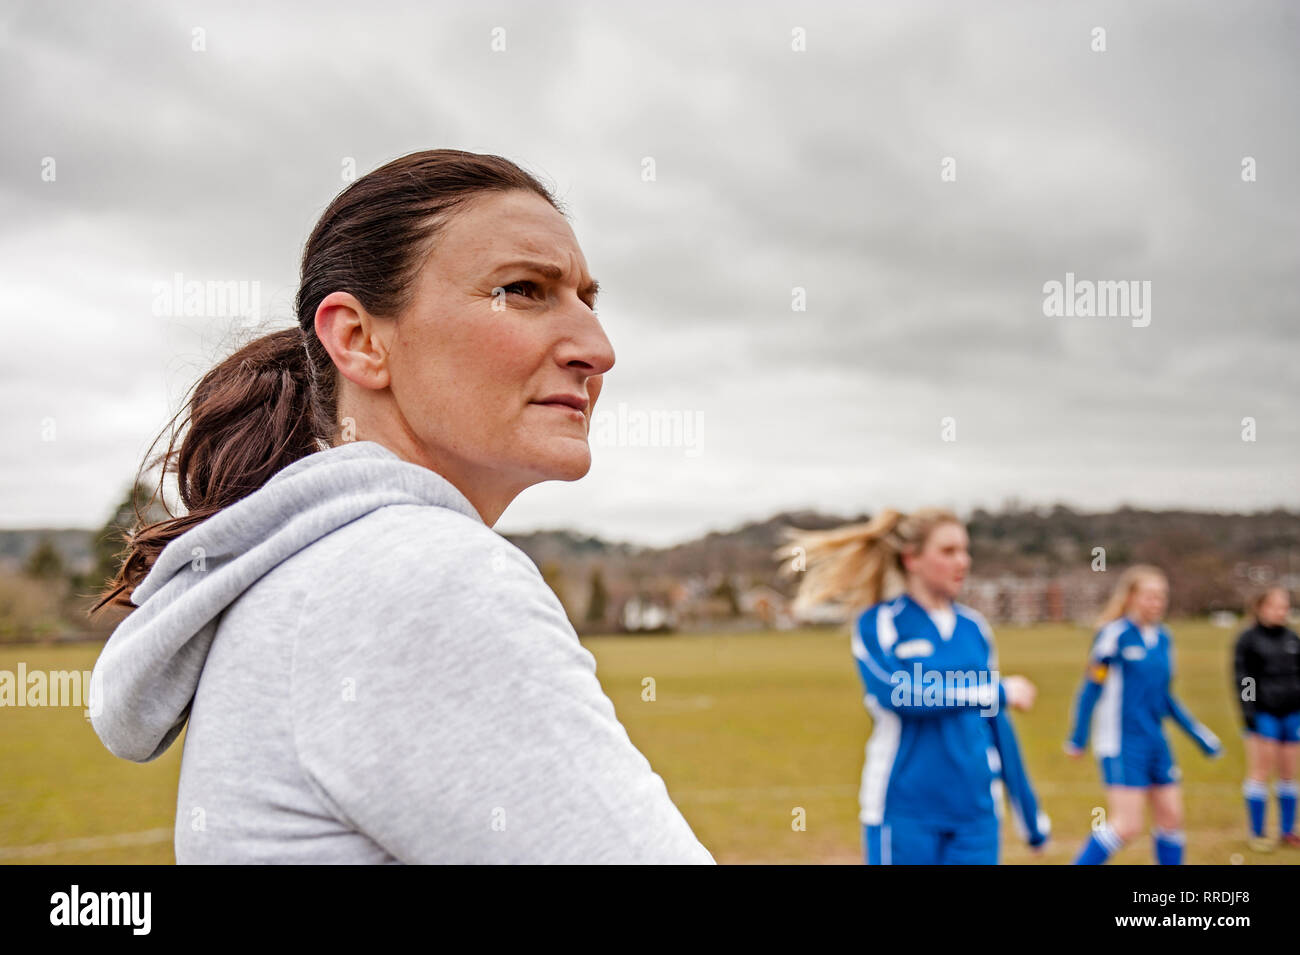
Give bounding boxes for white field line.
[0,781,1255,857]
[0,827,172,860]
[670,781,1250,803]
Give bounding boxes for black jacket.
[1233,622,1300,727]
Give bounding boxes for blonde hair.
[1095,564,1167,628]
[774,507,962,619]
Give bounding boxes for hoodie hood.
[89,440,485,762]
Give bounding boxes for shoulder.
[854,597,906,654]
[955,602,997,667]
[319,504,539,585]
[294,504,565,642]
[954,602,994,643]
[1092,617,1131,658]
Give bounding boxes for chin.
[534,447,592,482]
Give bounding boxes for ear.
[315,291,393,391]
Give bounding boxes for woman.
[1066,565,1221,864]
[1233,586,1300,851]
[88,149,714,864]
[780,508,1050,865]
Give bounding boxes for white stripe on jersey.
[1094,663,1123,758]
[859,694,902,825]
[877,600,901,653]
[1092,618,1128,662]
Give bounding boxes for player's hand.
[1003,675,1036,711]
[1028,825,1050,854]
[1063,742,1084,759]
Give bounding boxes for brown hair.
[775,507,963,619]
[1095,564,1167,628]
[1248,586,1290,621]
[92,149,561,614]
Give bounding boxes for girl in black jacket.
[1233,587,1300,850]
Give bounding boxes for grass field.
[2,619,1295,865]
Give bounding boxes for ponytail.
[775,507,961,619]
[91,326,329,614]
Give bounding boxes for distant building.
[739,585,789,628]
[960,573,1110,626]
[791,600,846,626]
[620,595,675,633]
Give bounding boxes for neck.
[339,409,525,527]
[908,584,952,614]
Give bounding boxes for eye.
[501,281,538,298]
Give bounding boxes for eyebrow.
[491,259,600,306]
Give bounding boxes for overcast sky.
[2,0,1297,547]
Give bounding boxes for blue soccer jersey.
[1068,617,1220,784]
[851,593,1049,850]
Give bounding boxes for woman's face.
[904,521,970,601]
[328,189,615,524]
[1127,576,1168,625]
[1258,589,1291,627]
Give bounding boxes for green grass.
[2,620,1292,864]
[0,643,181,864]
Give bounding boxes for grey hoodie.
[90,439,714,864]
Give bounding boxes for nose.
[555,302,615,380]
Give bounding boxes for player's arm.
[1165,638,1221,757]
[989,705,1050,848]
[851,609,1005,718]
[1166,691,1221,757]
[1066,635,1114,753]
[1233,631,1257,732]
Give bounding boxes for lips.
[532,393,589,414]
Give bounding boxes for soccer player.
[1066,565,1221,864]
[779,507,1050,864]
[1233,586,1300,851]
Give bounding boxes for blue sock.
[1244,779,1268,837]
[1277,779,1298,836]
[1153,828,1184,865]
[1074,823,1123,865]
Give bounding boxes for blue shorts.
[862,814,999,865]
[1251,711,1300,743]
[1100,741,1180,787]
